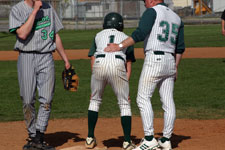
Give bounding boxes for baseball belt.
[153,51,174,56]
[96,54,125,62]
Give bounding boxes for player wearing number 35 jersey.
[105,0,185,150]
[85,12,136,150]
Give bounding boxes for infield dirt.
[0,47,225,150]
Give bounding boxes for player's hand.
[33,0,42,12]
[65,61,71,70]
[104,43,120,52]
[128,96,131,103]
[222,30,225,36]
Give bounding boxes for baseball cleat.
[23,137,35,150]
[122,141,136,150]
[158,137,172,150]
[134,138,158,150]
[32,141,55,150]
[85,137,97,149]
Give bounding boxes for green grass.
[0,24,225,50]
[0,59,225,122]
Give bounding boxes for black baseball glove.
[62,65,79,92]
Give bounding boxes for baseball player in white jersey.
[85,12,136,150]
[9,0,71,150]
[105,0,185,150]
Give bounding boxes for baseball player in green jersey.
[105,0,185,150]
[85,12,136,150]
[9,0,71,150]
[221,9,225,36]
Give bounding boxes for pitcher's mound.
[60,145,108,150]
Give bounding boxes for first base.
[60,145,108,150]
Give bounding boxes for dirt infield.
[0,47,225,150]
[0,47,225,60]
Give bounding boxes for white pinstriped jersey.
[9,1,63,53]
[93,29,130,61]
[144,5,181,53]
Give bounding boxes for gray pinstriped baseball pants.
[17,52,55,137]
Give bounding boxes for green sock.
[145,135,154,141]
[121,116,131,142]
[160,137,170,143]
[88,110,98,138]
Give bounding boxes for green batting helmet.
[103,12,124,31]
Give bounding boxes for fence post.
[84,4,86,30]
[75,0,78,30]
[120,0,123,16]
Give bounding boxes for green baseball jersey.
[9,1,63,53]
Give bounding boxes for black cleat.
[23,137,35,150]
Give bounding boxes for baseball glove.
[62,65,79,92]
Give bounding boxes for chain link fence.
[0,0,224,31]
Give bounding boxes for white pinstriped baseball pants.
[17,52,55,137]
[137,51,176,139]
[88,53,132,117]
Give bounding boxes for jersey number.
[109,35,115,43]
[157,21,179,45]
[41,29,54,40]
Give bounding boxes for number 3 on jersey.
[157,21,179,45]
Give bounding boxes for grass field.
[0,24,225,50]
[0,58,225,122]
[0,24,225,122]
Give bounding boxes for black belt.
[96,54,125,62]
[19,50,53,54]
[153,51,174,56]
[153,51,165,55]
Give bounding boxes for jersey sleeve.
[125,46,136,62]
[53,8,63,33]
[221,10,225,20]
[9,7,24,33]
[131,8,156,43]
[88,38,97,57]
[175,21,185,54]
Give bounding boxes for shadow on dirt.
[103,135,140,148]
[103,133,191,149]
[45,131,85,147]
[156,133,191,149]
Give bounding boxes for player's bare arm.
[175,53,183,81]
[90,56,95,71]
[222,20,225,36]
[126,60,132,81]
[104,37,135,52]
[55,33,71,69]
[16,0,42,40]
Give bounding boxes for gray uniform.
[9,1,63,137]
[88,29,136,116]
